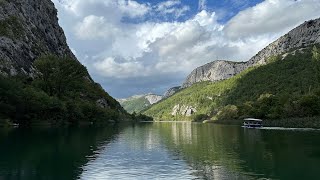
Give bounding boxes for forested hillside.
[0,55,129,126]
[144,45,320,126]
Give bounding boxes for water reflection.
[155,122,320,180]
[0,126,121,180]
[1,123,320,180]
[80,123,196,179]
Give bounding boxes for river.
[0,122,320,179]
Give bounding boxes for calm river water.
[0,122,320,180]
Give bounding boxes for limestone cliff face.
[145,94,163,105]
[163,86,181,98]
[181,18,320,88]
[182,61,247,88]
[247,18,320,66]
[0,0,75,76]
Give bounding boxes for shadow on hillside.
[224,46,318,106]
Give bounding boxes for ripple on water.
[80,129,197,180]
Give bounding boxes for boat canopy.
[244,118,263,122]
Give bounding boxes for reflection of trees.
[155,123,320,180]
[0,126,123,180]
[155,122,255,179]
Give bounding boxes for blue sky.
[52,0,320,98]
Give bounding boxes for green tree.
[34,55,87,97]
[312,46,320,84]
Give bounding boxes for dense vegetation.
[120,96,150,113]
[144,45,320,127]
[0,55,129,127]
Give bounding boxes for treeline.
[0,55,127,127]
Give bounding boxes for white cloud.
[55,0,150,18]
[75,15,119,40]
[52,0,320,97]
[225,0,320,39]
[155,0,190,18]
[156,0,181,10]
[198,0,207,10]
[118,0,150,18]
[93,57,149,78]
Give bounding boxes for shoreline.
[204,117,320,129]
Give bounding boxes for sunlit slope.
[120,96,150,113]
[143,45,320,121]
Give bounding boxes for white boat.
[243,118,263,128]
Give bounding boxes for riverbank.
[204,116,320,128]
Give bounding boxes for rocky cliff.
[182,60,248,88]
[163,86,181,98]
[145,94,163,104]
[0,0,75,76]
[247,18,320,66]
[181,18,320,88]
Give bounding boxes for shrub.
[216,105,239,120]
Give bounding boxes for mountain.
[181,18,320,88]
[118,94,162,113]
[163,86,181,98]
[143,18,320,127]
[0,0,130,126]
[182,61,247,88]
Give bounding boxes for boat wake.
[260,127,320,131]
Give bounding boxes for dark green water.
[0,123,320,180]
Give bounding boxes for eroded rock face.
[0,0,75,76]
[182,60,248,88]
[171,104,197,117]
[247,19,320,66]
[163,86,181,98]
[181,18,320,88]
[145,94,163,104]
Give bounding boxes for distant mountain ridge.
[118,93,163,113]
[178,18,320,88]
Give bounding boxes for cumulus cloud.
[93,57,150,78]
[118,0,150,18]
[225,0,320,39]
[75,15,120,40]
[52,0,320,97]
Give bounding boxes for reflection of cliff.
[0,126,122,180]
[170,122,194,145]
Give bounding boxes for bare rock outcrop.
[0,0,75,76]
[171,104,197,117]
[182,60,248,88]
[145,94,163,105]
[163,86,181,98]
